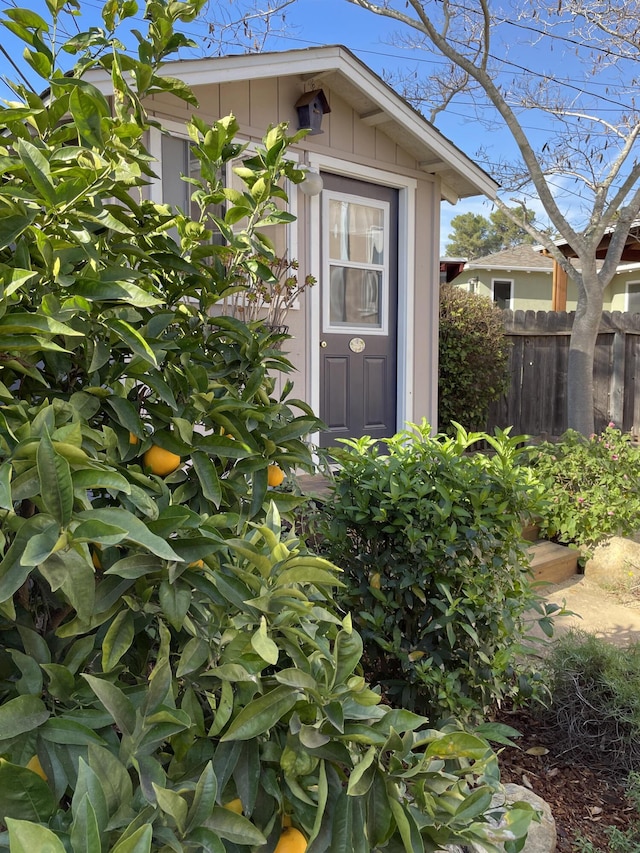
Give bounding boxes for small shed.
[90,45,498,444]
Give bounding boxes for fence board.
[486,310,640,437]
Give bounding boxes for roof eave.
[85,45,498,201]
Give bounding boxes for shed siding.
[147,72,440,431]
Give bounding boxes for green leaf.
[102,610,135,672]
[159,580,191,631]
[75,508,182,561]
[203,807,267,846]
[104,554,164,579]
[191,450,222,507]
[70,794,101,853]
[0,209,37,249]
[332,627,363,688]
[0,461,12,510]
[16,139,55,205]
[20,518,61,566]
[37,430,73,526]
[6,818,66,853]
[221,686,299,742]
[186,762,218,832]
[452,787,494,824]
[366,771,393,849]
[0,313,83,337]
[82,674,136,737]
[346,746,377,796]
[0,759,56,822]
[105,396,145,437]
[40,718,107,747]
[110,824,153,853]
[39,549,96,623]
[176,637,210,677]
[426,732,491,761]
[87,745,133,816]
[389,798,424,853]
[250,616,279,665]
[105,318,157,366]
[72,469,132,495]
[0,695,49,741]
[153,784,189,834]
[0,515,61,601]
[68,85,105,148]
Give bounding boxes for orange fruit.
[129,432,140,445]
[26,755,47,781]
[267,463,285,487]
[189,559,205,569]
[92,548,102,571]
[274,827,307,853]
[223,798,243,814]
[143,445,181,476]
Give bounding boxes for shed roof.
[86,45,498,204]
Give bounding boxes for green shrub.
[526,424,640,554]
[438,285,511,434]
[311,421,554,722]
[0,3,537,851]
[545,631,640,773]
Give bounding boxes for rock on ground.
[583,534,640,587]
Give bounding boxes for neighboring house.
[88,46,497,446]
[449,245,561,310]
[450,239,640,314]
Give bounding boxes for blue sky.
[0,0,631,251]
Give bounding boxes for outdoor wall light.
[299,167,324,197]
[295,89,331,135]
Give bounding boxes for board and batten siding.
[146,75,441,431]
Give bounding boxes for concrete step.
[528,539,580,584]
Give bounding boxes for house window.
[626,281,640,314]
[492,279,512,310]
[323,192,389,334]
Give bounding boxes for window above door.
[323,191,390,335]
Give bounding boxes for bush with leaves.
[310,422,554,722]
[526,424,640,555]
[0,2,537,852]
[438,285,510,434]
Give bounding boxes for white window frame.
[148,123,298,271]
[625,280,640,314]
[322,190,390,336]
[492,278,514,310]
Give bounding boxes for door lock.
[320,340,327,348]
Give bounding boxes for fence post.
[610,327,626,428]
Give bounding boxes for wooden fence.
[486,310,640,438]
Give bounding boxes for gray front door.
[319,174,398,447]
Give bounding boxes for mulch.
[494,705,638,851]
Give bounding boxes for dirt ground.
[508,546,640,851]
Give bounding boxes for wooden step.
[528,539,579,584]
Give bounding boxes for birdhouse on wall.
[295,89,331,135]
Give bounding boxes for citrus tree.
[0,2,535,851]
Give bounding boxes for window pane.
[162,135,189,211]
[629,284,640,313]
[329,266,382,326]
[328,200,384,264]
[493,281,511,310]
